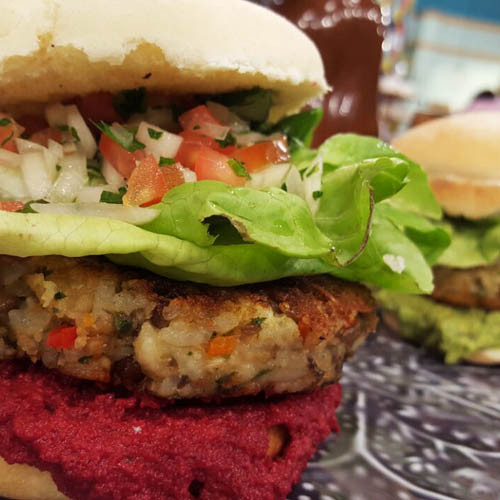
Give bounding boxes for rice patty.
[0,255,376,399]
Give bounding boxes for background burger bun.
[0,457,66,500]
[0,0,328,122]
[392,112,500,219]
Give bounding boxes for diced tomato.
[99,133,146,179]
[214,144,239,156]
[233,137,290,172]
[75,92,121,124]
[178,105,221,132]
[174,130,218,169]
[17,115,48,137]
[161,164,185,194]
[46,326,77,350]
[194,146,246,187]
[0,201,24,212]
[0,115,21,152]
[123,155,183,207]
[29,127,63,147]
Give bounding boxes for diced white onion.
[0,165,29,200]
[235,131,283,147]
[302,155,323,215]
[47,139,64,163]
[285,166,306,200]
[128,107,176,131]
[31,202,159,225]
[42,148,58,183]
[15,138,44,154]
[76,185,116,203]
[47,153,87,203]
[197,122,230,141]
[179,165,197,183]
[62,142,78,154]
[66,104,97,159]
[0,148,21,169]
[102,159,126,188]
[247,163,290,190]
[136,121,183,161]
[206,101,249,133]
[20,152,53,199]
[45,103,67,127]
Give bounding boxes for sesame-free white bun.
[0,457,67,500]
[0,0,327,122]
[392,112,500,219]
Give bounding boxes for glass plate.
[289,329,500,500]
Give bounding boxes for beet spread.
[0,361,341,500]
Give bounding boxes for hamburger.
[377,112,500,364]
[0,0,447,498]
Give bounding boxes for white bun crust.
[466,347,500,365]
[0,457,67,500]
[0,0,327,122]
[392,112,500,219]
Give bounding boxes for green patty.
[375,289,500,363]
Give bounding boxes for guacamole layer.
[375,289,500,363]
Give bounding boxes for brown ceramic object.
[252,0,383,146]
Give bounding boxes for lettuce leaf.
[0,133,448,293]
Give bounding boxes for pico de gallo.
[0,87,324,224]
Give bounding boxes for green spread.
[375,289,500,363]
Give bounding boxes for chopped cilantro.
[57,124,69,132]
[100,186,127,204]
[87,157,106,185]
[214,87,273,123]
[56,164,62,172]
[215,132,236,148]
[0,118,12,127]
[252,368,272,380]
[251,317,266,327]
[312,190,323,200]
[70,127,80,142]
[193,124,201,130]
[78,356,92,364]
[1,131,13,147]
[147,127,163,140]
[216,371,237,386]
[304,165,318,178]
[112,87,147,119]
[54,291,66,300]
[93,121,145,152]
[227,159,251,179]
[16,199,48,213]
[159,156,175,166]
[113,314,134,335]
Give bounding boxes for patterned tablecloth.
[289,330,500,500]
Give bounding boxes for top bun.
[0,0,328,122]
[392,112,500,219]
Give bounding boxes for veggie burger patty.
[0,255,376,399]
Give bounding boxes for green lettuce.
[0,131,449,293]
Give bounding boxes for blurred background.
[253,0,500,143]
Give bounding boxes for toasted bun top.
[392,112,500,219]
[0,0,327,122]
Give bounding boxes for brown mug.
[251,0,383,146]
